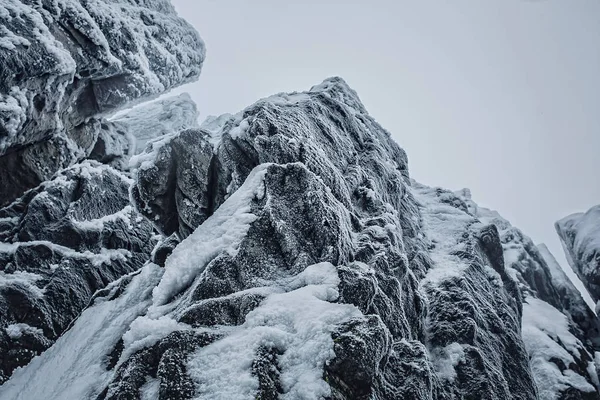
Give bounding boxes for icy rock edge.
[557,205,600,312]
[2,77,599,400]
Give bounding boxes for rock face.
[1,7,599,395]
[0,0,205,206]
[456,192,600,400]
[556,206,600,309]
[0,161,156,384]
[4,77,599,400]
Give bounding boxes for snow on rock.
[131,127,215,238]
[89,93,200,170]
[523,297,597,400]
[557,205,600,307]
[414,183,536,398]
[0,264,164,400]
[118,93,200,155]
[0,160,156,383]
[2,76,599,400]
[187,263,362,400]
[0,0,205,206]
[454,189,600,399]
[118,77,537,399]
[151,164,268,307]
[538,243,600,350]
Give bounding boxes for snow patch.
[140,377,161,400]
[432,342,465,382]
[187,262,362,400]
[522,297,595,399]
[5,323,43,340]
[151,164,269,307]
[121,315,190,361]
[71,205,133,230]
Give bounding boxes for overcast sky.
[171,0,600,303]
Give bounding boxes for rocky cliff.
[1,1,599,399]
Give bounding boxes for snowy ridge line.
[70,205,134,230]
[149,163,270,309]
[412,183,477,285]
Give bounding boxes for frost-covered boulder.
[557,206,600,309]
[0,0,205,206]
[0,161,156,383]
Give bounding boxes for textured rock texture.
[0,0,205,205]
[4,77,599,400]
[557,205,600,309]
[1,10,599,395]
[456,191,600,400]
[0,161,156,384]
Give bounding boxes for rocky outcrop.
[0,0,205,206]
[455,191,600,399]
[6,77,591,400]
[556,206,600,309]
[0,161,156,383]
[1,15,598,394]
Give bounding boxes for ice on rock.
[557,205,600,305]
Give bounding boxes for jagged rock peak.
[131,76,408,239]
[1,73,598,400]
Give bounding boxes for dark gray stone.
[0,0,205,205]
[0,161,156,383]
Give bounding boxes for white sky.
[171,0,600,303]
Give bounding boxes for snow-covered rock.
[557,205,600,309]
[5,76,543,400]
[0,0,205,206]
[1,73,598,400]
[0,161,156,383]
[452,190,600,399]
